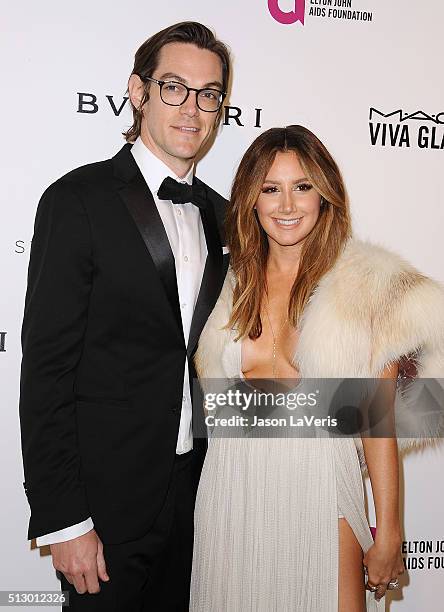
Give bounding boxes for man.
[19,21,230,611]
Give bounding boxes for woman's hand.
[363,534,404,601]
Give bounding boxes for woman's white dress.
[189,271,385,612]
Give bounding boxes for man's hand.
[50,529,109,594]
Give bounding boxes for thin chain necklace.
[264,293,288,380]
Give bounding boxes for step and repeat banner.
[1,1,443,609]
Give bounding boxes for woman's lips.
[272,217,303,228]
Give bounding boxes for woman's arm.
[362,362,401,539]
[361,362,405,601]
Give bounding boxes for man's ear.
[128,74,145,110]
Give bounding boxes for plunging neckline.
[239,340,302,390]
[239,338,301,382]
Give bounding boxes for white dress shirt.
[36,137,207,545]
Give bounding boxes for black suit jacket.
[19,143,228,544]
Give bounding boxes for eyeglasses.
[140,76,226,113]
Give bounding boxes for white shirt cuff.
[35,517,94,546]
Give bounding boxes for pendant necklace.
[264,293,288,380]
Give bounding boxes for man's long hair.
[123,21,231,142]
[226,125,352,340]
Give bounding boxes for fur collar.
[195,238,444,470]
[295,239,444,378]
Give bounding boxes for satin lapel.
[187,182,226,357]
[114,147,183,337]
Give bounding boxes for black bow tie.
[157,176,207,209]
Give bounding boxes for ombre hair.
[226,125,352,340]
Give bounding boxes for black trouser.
[60,449,196,612]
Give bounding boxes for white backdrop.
[1,1,443,609]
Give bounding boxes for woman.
[190,125,444,611]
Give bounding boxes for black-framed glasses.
[140,76,226,113]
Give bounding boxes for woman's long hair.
[226,125,352,340]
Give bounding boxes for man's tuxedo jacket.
[19,143,228,544]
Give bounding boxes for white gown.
[190,273,385,612]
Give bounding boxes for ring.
[387,579,400,590]
[366,583,378,593]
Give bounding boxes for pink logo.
[268,0,306,25]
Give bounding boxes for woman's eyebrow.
[263,177,308,184]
